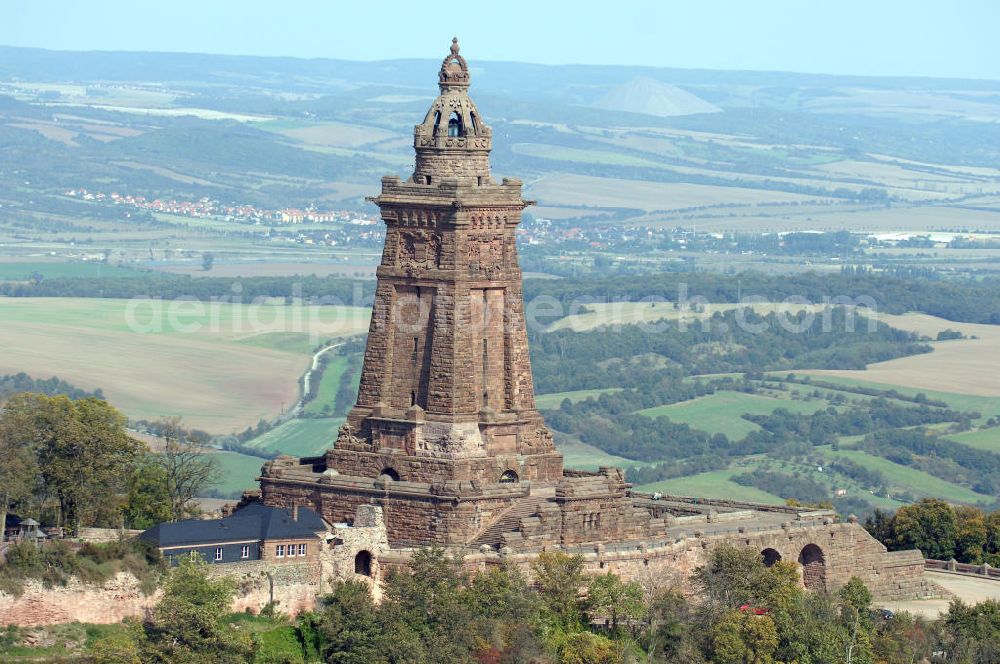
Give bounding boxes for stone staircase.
[470,497,546,548]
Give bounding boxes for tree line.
[859,429,1000,496]
[549,389,971,464]
[524,268,1000,326]
[0,372,103,402]
[530,307,929,395]
[867,498,1000,566]
[0,273,375,305]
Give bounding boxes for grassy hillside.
[240,417,342,458]
[638,390,835,439]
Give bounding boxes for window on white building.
[214,547,223,562]
[241,545,249,559]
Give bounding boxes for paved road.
[294,342,344,414]
[882,571,1000,619]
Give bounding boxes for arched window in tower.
[470,112,479,134]
[432,110,442,135]
[448,112,463,137]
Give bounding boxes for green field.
[303,355,357,417]
[634,470,786,505]
[535,387,623,410]
[241,417,343,457]
[552,431,635,470]
[784,374,1000,425]
[638,390,835,439]
[945,427,1000,452]
[236,331,320,355]
[213,450,266,498]
[513,143,670,169]
[822,448,994,505]
[0,261,148,279]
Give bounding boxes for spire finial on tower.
[439,37,470,91]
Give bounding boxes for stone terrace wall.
[386,520,935,602]
[0,573,160,627]
[0,560,321,627]
[224,560,320,616]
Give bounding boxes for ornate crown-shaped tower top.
[411,38,493,186]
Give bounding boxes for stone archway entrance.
[355,550,373,577]
[798,543,826,591]
[761,548,782,568]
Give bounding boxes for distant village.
[61,189,998,258]
[64,188,379,226]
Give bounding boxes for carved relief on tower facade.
[467,233,505,277]
[395,229,442,272]
[520,427,554,455]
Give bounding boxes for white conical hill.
[591,77,721,117]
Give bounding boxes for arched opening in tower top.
[448,112,463,137]
[432,110,442,135]
[470,112,479,134]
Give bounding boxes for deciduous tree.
[0,393,42,537]
[153,417,219,521]
[586,571,645,633]
[143,555,255,663]
[890,498,957,560]
[14,394,142,533]
[531,550,588,631]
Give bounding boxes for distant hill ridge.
[591,76,721,117]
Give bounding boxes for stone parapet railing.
[926,558,1000,580]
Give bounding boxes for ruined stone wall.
[0,560,321,627]
[0,573,160,627]
[0,508,393,628]
[223,560,320,616]
[488,520,934,601]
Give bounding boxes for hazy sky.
[3,0,998,80]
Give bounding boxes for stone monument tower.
[333,37,562,485]
[261,39,563,545]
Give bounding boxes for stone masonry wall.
[0,561,321,628]
[0,573,160,627]
[494,520,934,601]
